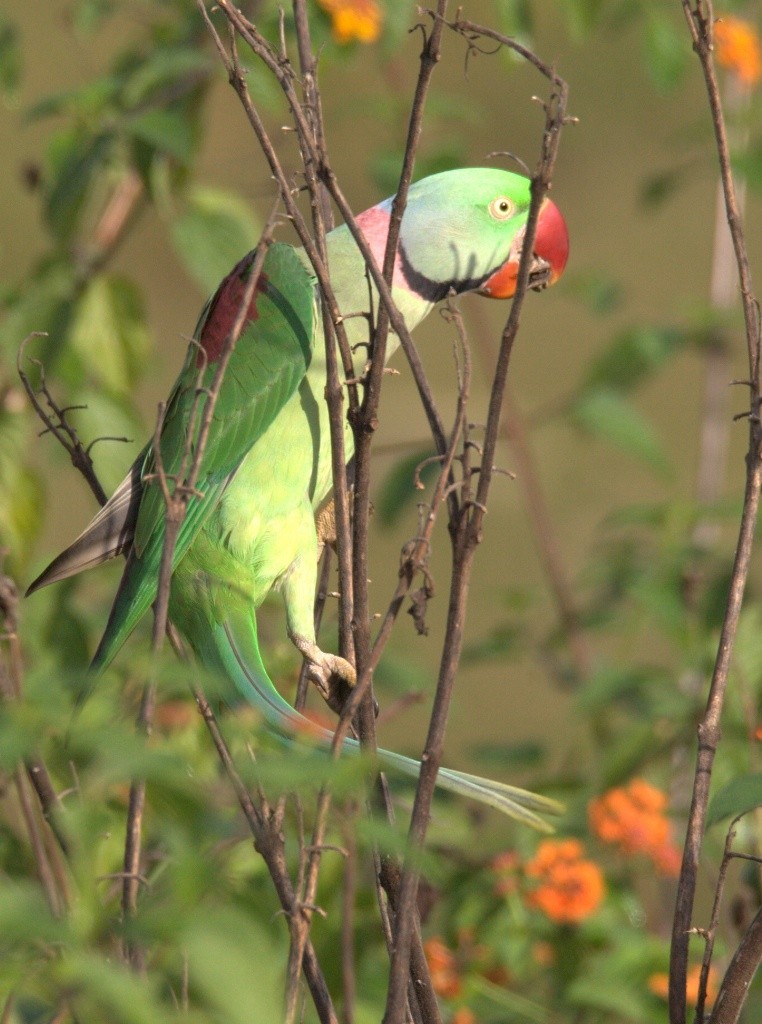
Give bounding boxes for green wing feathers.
[92,243,316,670]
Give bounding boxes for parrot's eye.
[489,197,515,221]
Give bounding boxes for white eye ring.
[489,197,515,220]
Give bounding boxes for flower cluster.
[588,778,681,877]
[524,839,606,924]
[714,14,762,87]
[648,964,718,1008]
[492,840,606,925]
[315,0,382,44]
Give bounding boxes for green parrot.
[28,168,569,827]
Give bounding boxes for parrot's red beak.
[479,198,569,299]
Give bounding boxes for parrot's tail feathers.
[379,749,562,831]
[27,461,142,596]
[216,613,561,829]
[221,619,308,734]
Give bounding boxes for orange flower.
[424,937,462,999]
[316,0,382,44]
[524,839,605,924]
[648,964,718,1007]
[589,779,681,877]
[714,15,762,87]
[451,1011,476,1024]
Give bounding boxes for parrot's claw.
[291,635,356,715]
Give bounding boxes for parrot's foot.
[291,634,356,715]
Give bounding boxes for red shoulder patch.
[196,251,267,367]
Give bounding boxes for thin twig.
[120,681,156,970]
[382,21,569,1018]
[18,336,110,506]
[340,805,358,1024]
[708,905,762,1024]
[0,574,70,910]
[192,685,339,1024]
[350,0,451,701]
[670,6,762,1023]
[696,815,743,1020]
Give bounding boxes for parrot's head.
[392,167,568,303]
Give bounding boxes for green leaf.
[44,131,115,242]
[57,951,174,1024]
[469,741,545,771]
[569,388,670,473]
[583,325,685,393]
[0,466,45,568]
[122,47,212,108]
[564,0,608,40]
[643,10,688,90]
[171,186,261,293]
[68,274,150,394]
[463,622,523,662]
[470,975,548,1022]
[0,14,21,101]
[641,166,689,207]
[497,0,534,39]
[26,75,124,122]
[71,0,115,36]
[733,138,762,195]
[0,258,79,368]
[707,773,762,828]
[127,108,196,164]
[183,907,283,1024]
[599,722,665,787]
[374,650,429,695]
[732,606,762,688]
[578,665,667,713]
[565,268,624,314]
[376,448,437,528]
[567,974,658,1022]
[0,882,63,946]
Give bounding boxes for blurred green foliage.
[2,1,762,1023]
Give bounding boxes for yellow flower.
[715,14,762,87]
[316,0,383,44]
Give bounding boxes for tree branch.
[670,6,762,1023]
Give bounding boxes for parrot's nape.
[28,168,569,829]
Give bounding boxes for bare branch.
[708,906,762,1024]
[381,22,570,1018]
[18,335,110,506]
[192,685,339,1024]
[670,6,762,1022]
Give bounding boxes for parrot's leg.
[290,633,357,708]
[281,504,356,714]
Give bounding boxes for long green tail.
[204,609,562,831]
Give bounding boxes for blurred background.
[4,0,758,764]
[1,2,762,1020]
